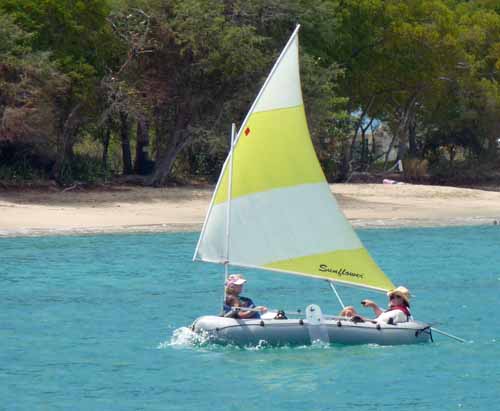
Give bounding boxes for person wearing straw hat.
[222,274,267,319]
[340,286,413,324]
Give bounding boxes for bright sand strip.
[0,184,499,237]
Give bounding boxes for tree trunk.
[101,126,111,171]
[360,129,367,167]
[383,125,398,171]
[52,103,82,184]
[487,134,499,160]
[371,123,377,157]
[148,130,192,187]
[349,95,375,165]
[360,118,373,168]
[119,111,133,175]
[396,95,417,161]
[449,145,456,166]
[134,118,150,175]
[147,101,193,186]
[408,115,417,157]
[337,136,351,181]
[397,136,408,161]
[148,129,193,186]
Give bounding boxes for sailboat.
[191,25,432,346]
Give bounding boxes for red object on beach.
[245,127,251,136]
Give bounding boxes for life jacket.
[221,296,260,319]
[386,305,411,320]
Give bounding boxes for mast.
[222,123,236,300]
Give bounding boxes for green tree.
[1,0,121,182]
[0,12,68,154]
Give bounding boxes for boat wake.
[159,326,211,349]
[159,326,272,350]
[160,326,358,351]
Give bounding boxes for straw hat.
[387,286,411,305]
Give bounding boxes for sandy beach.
[1,183,499,237]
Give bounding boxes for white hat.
[225,274,247,287]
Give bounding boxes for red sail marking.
[244,127,251,136]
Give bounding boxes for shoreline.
[1,184,499,238]
[0,217,498,239]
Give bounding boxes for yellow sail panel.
[264,248,395,291]
[214,105,325,205]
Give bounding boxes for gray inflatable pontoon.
[192,306,432,346]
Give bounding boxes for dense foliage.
[1,0,499,185]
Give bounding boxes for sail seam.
[252,103,303,115]
[215,180,328,204]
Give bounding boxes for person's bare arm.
[234,306,268,319]
[236,310,253,319]
[361,300,384,317]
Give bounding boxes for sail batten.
[194,26,394,292]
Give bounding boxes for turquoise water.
[1,226,499,411]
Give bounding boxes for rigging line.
[328,281,345,309]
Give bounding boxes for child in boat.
[222,274,267,319]
[340,286,413,324]
[223,294,244,318]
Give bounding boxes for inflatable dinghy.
[192,305,432,346]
